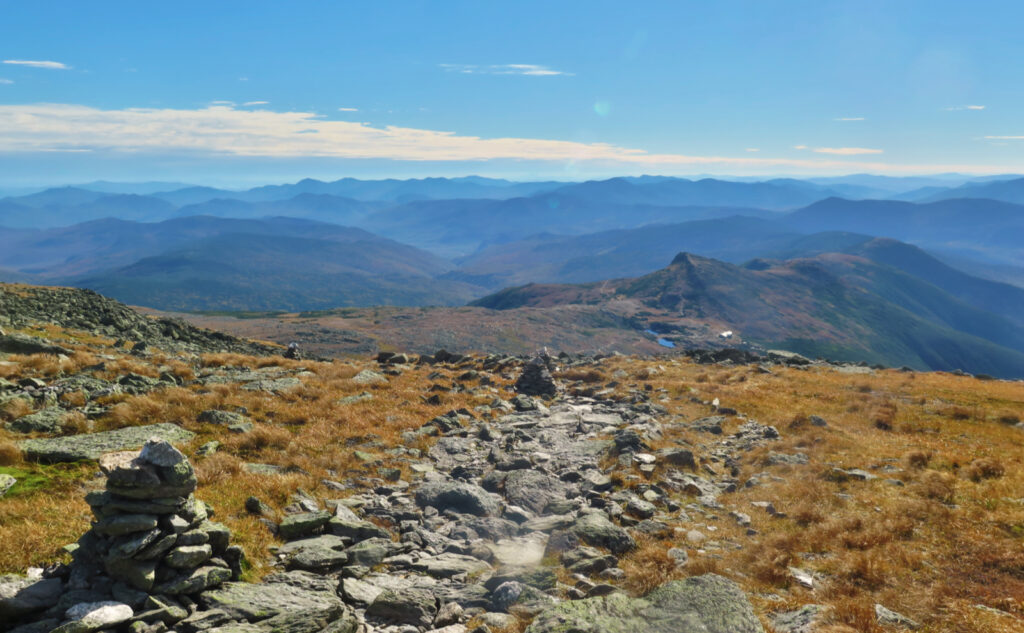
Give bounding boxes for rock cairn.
[71,439,242,600]
[513,356,558,397]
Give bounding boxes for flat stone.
[0,575,63,619]
[488,534,548,567]
[411,553,492,578]
[200,572,344,622]
[366,588,437,627]
[18,423,195,463]
[352,370,388,386]
[156,566,231,595]
[525,574,764,633]
[197,410,249,426]
[53,601,133,633]
[6,407,68,433]
[277,535,349,572]
[415,481,501,517]
[164,544,213,569]
[278,511,332,541]
[93,514,160,537]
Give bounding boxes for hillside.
[0,285,1021,633]
[783,198,1024,266]
[77,231,481,311]
[472,252,1024,378]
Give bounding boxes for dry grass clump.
[619,537,686,594]
[0,440,22,466]
[0,398,33,422]
[995,411,1020,425]
[558,367,605,383]
[912,469,957,503]
[872,400,898,430]
[904,450,931,469]
[964,458,1004,482]
[943,405,973,420]
[59,411,93,436]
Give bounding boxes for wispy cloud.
[812,147,883,155]
[945,105,986,111]
[338,107,358,112]
[834,117,865,121]
[243,101,268,106]
[211,100,235,106]
[440,63,573,76]
[0,79,12,85]
[3,59,70,70]
[744,148,759,152]
[793,145,882,155]
[984,135,1024,140]
[0,103,1004,173]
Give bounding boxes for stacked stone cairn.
[69,439,242,622]
[513,355,559,398]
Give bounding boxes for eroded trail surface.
[244,392,776,633]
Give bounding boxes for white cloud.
[984,135,1024,140]
[834,117,865,121]
[0,102,1006,173]
[945,105,986,111]
[812,147,883,155]
[793,145,809,150]
[3,59,70,70]
[440,63,573,76]
[745,148,759,152]
[211,100,235,106]
[243,101,269,106]
[338,107,358,112]
[0,79,12,85]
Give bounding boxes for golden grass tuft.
[0,441,22,466]
[965,458,1004,482]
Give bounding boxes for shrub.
[904,450,931,470]
[965,458,1004,482]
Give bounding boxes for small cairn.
[514,355,559,397]
[70,439,243,601]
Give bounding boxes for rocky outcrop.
[0,284,277,356]
[525,574,764,633]
[18,423,195,463]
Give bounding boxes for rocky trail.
[0,347,804,633]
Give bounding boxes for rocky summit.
[1,284,1022,633]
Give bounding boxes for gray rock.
[345,537,391,568]
[201,572,343,622]
[366,588,437,627]
[156,566,231,595]
[0,575,63,619]
[93,514,160,537]
[352,370,388,386]
[6,407,68,433]
[241,377,302,393]
[164,544,213,569]
[415,481,501,517]
[197,410,250,426]
[571,511,636,554]
[278,511,332,541]
[54,601,134,633]
[0,473,16,497]
[411,553,492,578]
[277,535,349,572]
[514,357,558,397]
[503,470,569,515]
[875,604,920,629]
[19,423,195,463]
[772,604,828,633]
[525,574,764,633]
[0,333,70,356]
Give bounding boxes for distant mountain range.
[2,173,1023,374]
[472,252,1024,378]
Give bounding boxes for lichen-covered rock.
[415,480,501,517]
[0,575,63,620]
[525,574,764,633]
[18,423,195,463]
[6,407,69,433]
[570,511,636,554]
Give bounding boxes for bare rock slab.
[18,423,195,463]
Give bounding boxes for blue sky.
[1,0,1022,186]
